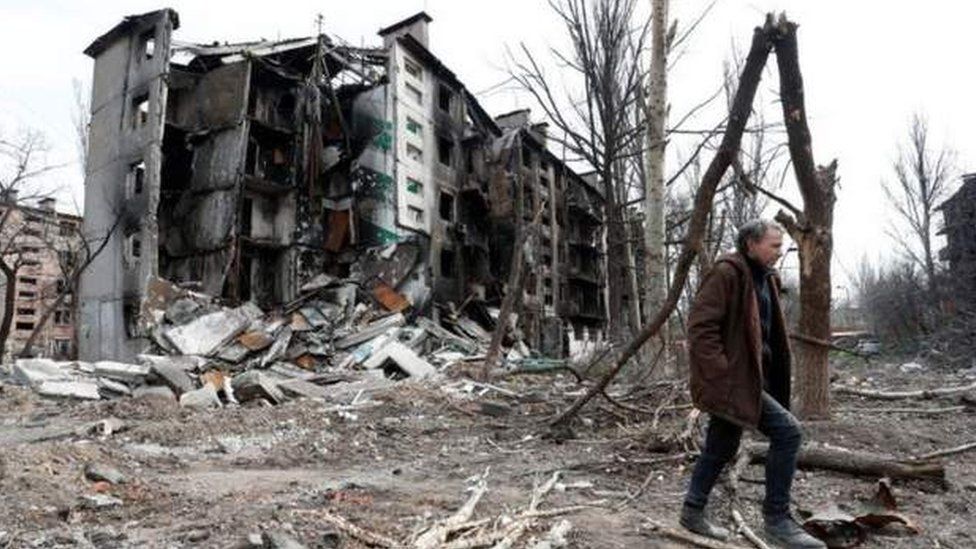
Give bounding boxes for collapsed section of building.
[79,9,609,361]
[939,172,976,308]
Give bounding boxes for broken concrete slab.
[217,343,251,363]
[165,297,203,325]
[150,362,196,395]
[298,306,330,329]
[260,327,292,367]
[278,379,330,400]
[416,318,480,354]
[12,359,73,386]
[179,384,222,409]
[92,361,151,382]
[137,354,206,372]
[164,308,250,356]
[269,362,318,381]
[85,463,127,484]
[133,385,178,403]
[363,341,436,379]
[334,313,405,349]
[97,377,132,396]
[300,273,336,293]
[232,371,285,404]
[37,380,101,400]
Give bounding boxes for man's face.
[747,229,783,268]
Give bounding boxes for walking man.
[679,219,825,548]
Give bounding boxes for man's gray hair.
[735,218,784,254]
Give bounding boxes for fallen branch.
[788,332,870,359]
[642,518,752,549]
[745,442,945,482]
[909,441,976,462]
[726,448,771,549]
[838,405,967,415]
[414,472,489,548]
[732,509,772,549]
[833,382,976,401]
[318,511,401,548]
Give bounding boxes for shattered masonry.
[79,9,609,361]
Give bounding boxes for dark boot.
[679,504,731,541]
[763,514,826,548]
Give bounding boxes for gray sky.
[2,0,973,289]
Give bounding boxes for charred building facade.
[939,172,976,307]
[79,9,607,361]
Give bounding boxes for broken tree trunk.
[549,18,775,429]
[833,381,976,400]
[770,16,837,420]
[745,443,945,482]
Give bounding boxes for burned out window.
[128,161,145,197]
[437,83,453,112]
[407,206,424,224]
[53,339,71,357]
[406,143,423,163]
[123,301,139,338]
[437,136,453,166]
[142,30,155,59]
[241,198,253,237]
[439,191,454,222]
[132,94,149,130]
[18,277,37,286]
[59,221,75,237]
[15,322,34,331]
[440,248,456,278]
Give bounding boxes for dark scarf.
[745,255,773,383]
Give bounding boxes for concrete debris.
[232,371,285,405]
[97,377,132,396]
[179,383,222,409]
[12,358,74,386]
[363,341,436,379]
[164,308,251,356]
[133,385,178,403]
[262,531,308,549]
[81,494,123,510]
[150,361,196,395]
[37,380,101,400]
[91,361,151,382]
[85,463,127,485]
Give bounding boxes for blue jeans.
[683,392,802,518]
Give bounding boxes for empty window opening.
[18,277,37,286]
[406,143,424,163]
[123,301,139,338]
[405,83,423,105]
[129,161,145,197]
[18,291,36,299]
[55,309,71,325]
[404,58,423,80]
[127,235,142,262]
[23,228,42,238]
[15,322,34,331]
[440,248,456,278]
[142,31,155,59]
[439,191,454,222]
[276,93,296,120]
[406,177,423,195]
[16,308,35,316]
[241,198,253,237]
[437,83,453,112]
[407,206,424,224]
[132,94,150,130]
[59,222,75,236]
[53,339,71,357]
[521,144,532,168]
[437,136,453,166]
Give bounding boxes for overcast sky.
[1,0,973,289]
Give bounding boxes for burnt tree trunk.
[550,19,775,428]
[771,17,837,420]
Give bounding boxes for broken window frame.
[127,160,146,198]
[403,57,423,81]
[141,30,155,60]
[406,116,423,135]
[407,205,425,225]
[437,135,453,167]
[437,83,453,113]
[406,143,424,164]
[439,191,454,222]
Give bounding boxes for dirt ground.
[1,355,974,548]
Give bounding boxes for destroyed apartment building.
[78,9,609,362]
[939,172,976,307]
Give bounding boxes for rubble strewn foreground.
[7,274,525,407]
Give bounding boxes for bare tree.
[0,130,65,359]
[883,113,954,300]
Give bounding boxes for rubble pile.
[4,275,512,406]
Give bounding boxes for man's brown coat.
[687,252,792,428]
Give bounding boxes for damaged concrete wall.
[80,9,177,361]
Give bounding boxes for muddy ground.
[1,355,974,548]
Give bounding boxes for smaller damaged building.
[939,172,976,307]
[78,9,608,361]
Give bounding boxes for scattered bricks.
[232,371,285,405]
[238,330,275,352]
[179,384,222,409]
[200,370,227,389]
[150,362,195,395]
[84,463,126,485]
